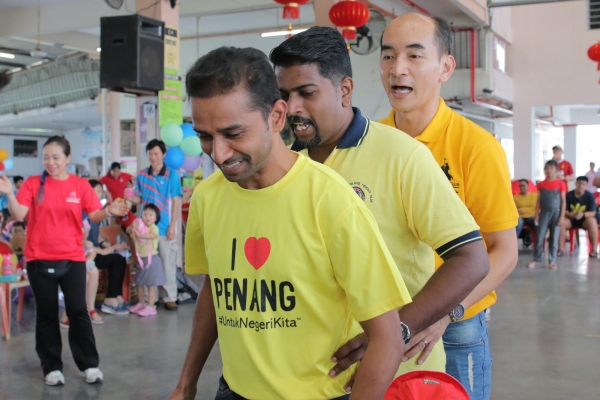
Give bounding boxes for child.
[528,159,567,269]
[10,221,26,258]
[128,204,165,317]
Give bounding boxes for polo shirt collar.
[148,164,167,177]
[385,98,451,143]
[291,107,369,151]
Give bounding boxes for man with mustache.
[378,14,518,399]
[270,26,489,387]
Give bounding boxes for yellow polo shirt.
[380,98,518,320]
[294,108,481,374]
[186,154,411,399]
[514,192,537,219]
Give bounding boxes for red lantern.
[274,0,310,20]
[329,0,370,41]
[588,42,600,71]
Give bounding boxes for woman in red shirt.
[0,136,128,386]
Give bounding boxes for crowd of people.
[11,11,592,400]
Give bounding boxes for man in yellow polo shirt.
[514,179,537,238]
[169,47,411,400]
[271,26,489,386]
[379,13,518,400]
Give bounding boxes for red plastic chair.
[568,228,591,254]
[385,371,469,400]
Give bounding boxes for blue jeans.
[443,310,491,400]
[215,376,350,400]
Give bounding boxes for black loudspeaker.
[100,14,165,94]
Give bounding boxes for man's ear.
[270,99,288,133]
[440,54,456,83]
[339,77,354,108]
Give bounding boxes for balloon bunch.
[160,123,203,172]
[0,149,14,172]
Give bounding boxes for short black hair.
[185,47,280,121]
[577,176,588,183]
[552,145,562,151]
[88,179,102,189]
[146,139,166,155]
[432,16,452,57]
[11,221,25,230]
[545,159,559,169]
[13,176,23,184]
[270,26,352,86]
[518,179,529,185]
[143,203,161,224]
[110,162,121,170]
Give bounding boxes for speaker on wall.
[100,14,165,94]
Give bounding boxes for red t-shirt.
[558,160,574,181]
[17,175,102,262]
[537,179,567,192]
[99,172,132,201]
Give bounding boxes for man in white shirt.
[586,162,597,192]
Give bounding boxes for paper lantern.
[160,123,183,147]
[181,122,196,138]
[329,0,370,41]
[274,0,310,19]
[180,136,202,156]
[0,149,8,162]
[588,42,600,71]
[164,147,185,170]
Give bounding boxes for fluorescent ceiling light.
[30,60,44,67]
[96,47,101,52]
[0,52,15,59]
[7,67,22,74]
[261,29,307,38]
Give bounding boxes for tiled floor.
[1,241,600,399]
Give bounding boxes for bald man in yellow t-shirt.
[378,14,518,400]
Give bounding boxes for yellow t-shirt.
[514,192,537,219]
[294,108,481,374]
[380,99,519,320]
[185,154,411,400]
[134,224,158,257]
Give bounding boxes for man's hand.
[535,215,539,225]
[167,225,176,241]
[575,212,584,220]
[167,385,196,400]
[402,316,451,365]
[330,332,368,379]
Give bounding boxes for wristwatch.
[400,322,410,344]
[449,304,465,323]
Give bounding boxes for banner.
[158,68,183,128]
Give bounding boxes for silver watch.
[401,321,410,344]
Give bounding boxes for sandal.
[89,309,105,325]
[548,262,557,269]
[556,250,564,257]
[590,252,598,258]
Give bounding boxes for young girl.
[128,203,165,317]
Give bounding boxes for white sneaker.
[45,370,65,386]
[79,367,103,384]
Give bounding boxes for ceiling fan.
[30,0,65,60]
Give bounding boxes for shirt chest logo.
[66,191,80,204]
[441,158,460,194]
[244,237,271,270]
[350,181,373,203]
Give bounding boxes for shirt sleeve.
[80,180,102,215]
[134,173,143,197]
[464,139,519,232]
[400,144,482,255]
[587,194,597,212]
[170,169,183,198]
[16,177,36,208]
[566,162,574,176]
[560,181,568,192]
[184,189,208,275]
[123,173,133,182]
[327,203,412,322]
[99,176,108,185]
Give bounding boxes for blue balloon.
[164,147,184,170]
[181,123,196,139]
[3,159,13,170]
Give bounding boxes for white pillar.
[513,102,537,180]
[563,125,577,175]
[109,91,120,163]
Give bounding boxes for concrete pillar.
[109,91,120,163]
[513,102,537,180]
[563,125,577,175]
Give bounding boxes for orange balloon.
[0,150,7,162]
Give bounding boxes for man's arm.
[167,196,180,241]
[348,310,403,400]
[168,276,218,400]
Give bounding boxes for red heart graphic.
[244,237,271,270]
